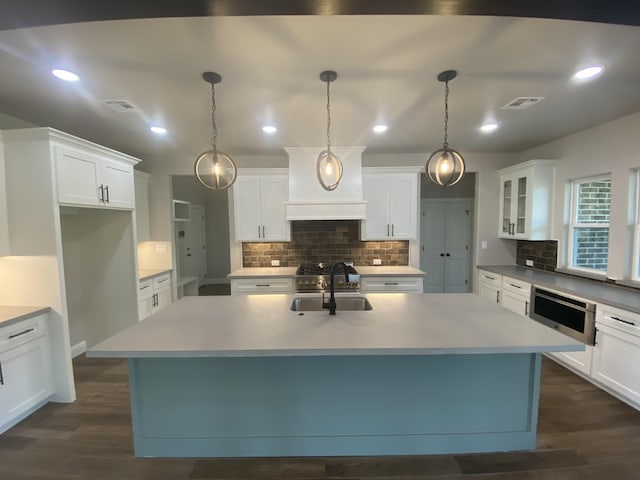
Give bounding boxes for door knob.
[440,253,445,257]
[446,253,450,257]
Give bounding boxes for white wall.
[521,110,640,280]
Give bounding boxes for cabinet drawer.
[478,270,502,288]
[153,273,171,290]
[231,278,294,295]
[0,314,47,354]
[502,276,531,298]
[360,276,423,293]
[138,279,153,297]
[597,305,640,339]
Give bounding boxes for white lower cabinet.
[231,278,294,295]
[360,276,423,293]
[0,314,54,432]
[477,269,502,304]
[591,304,640,408]
[138,273,172,320]
[546,348,594,377]
[500,276,531,316]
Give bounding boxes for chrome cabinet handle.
[387,224,390,236]
[262,225,265,238]
[258,225,261,238]
[8,328,35,339]
[496,291,500,303]
[392,224,394,236]
[611,316,635,326]
[256,284,271,287]
[98,185,105,202]
[105,185,110,203]
[384,282,399,286]
[509,283,521,289]
[484,275,495,280]
[525,301,529,316]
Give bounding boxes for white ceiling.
[0,15,639,161]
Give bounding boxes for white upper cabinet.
[233,169,290,242]
[361,168,419,240]
[55,144,135,209]
[497,160,556,240]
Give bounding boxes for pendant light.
[426,70,466,187]
[194,71,237,190]
[317,70,343,191]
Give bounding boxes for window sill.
[615,279,640,290]
[555,267,609,282]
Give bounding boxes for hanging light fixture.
[194,71,237,190]
[426,70,466,187]
[317,70,343,191]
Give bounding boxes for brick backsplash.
[242,220,409,267]
[516,240,558,271]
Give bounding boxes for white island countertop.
[88,293,582,358]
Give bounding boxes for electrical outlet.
[271,260,280,267]
[525,259,534,267]
[481,241,488,249]
[373,259,382,265]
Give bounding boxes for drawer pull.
[256,284,271,287]
[484,275,495,280]
[508,283,521,289]
[8,328,35,339]
[384,282,399,286]
[140,285,150,290]
[611,316,635,326]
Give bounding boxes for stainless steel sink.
[290,296,373,312]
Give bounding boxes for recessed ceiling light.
[573,65,604,80]
[480,122,500,133]
[52,69,79,82]
[150,126,167,135]
[373,124,388,134]
[262,125,277,134]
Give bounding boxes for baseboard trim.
[71,340,87,358]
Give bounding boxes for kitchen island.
[88,293,583,458]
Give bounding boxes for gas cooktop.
[294,263,359,293]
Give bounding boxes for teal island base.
[128,353,542,457]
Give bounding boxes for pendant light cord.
[326,79,332,153]
[210,82,218,156]
[443,80,449,149]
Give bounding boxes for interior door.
[184,204,207,284]
[420,199,472,293]
[421,200,446,293]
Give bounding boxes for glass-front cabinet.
[498,160,556,240]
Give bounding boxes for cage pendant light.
[194,71,237,190]
[426,70,466,187]
[317,70,343,191]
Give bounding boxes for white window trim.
[632,169,640,282]
[566,174,611,275]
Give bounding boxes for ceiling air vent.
[102,99,141,113]
[501,97,545,110]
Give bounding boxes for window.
[633,170,640,281]
[568,175,612,273]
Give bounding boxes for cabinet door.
[362,176,390,239]
[501,291,529,316]
[101,158,134,209]
[592,324,640,406]
[547,348,593,377]
[233,177,261,241]
[154,287,172,312]
[478,282,501,304]
[498,176,513,237]
[138,296,154,321]
[0,337,53,429]
[55,146,101,206]
[513,174,529,237]
[260,176,289,241]
[388,175,417,239]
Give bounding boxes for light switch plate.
[373,259,382,265]
[525,259,534,267]
[271,260,280,267]
[481,241,488,249]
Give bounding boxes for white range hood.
[284,146,367,220]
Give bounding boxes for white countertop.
[0,305,50,327]
[88,293,582,358]
[228,267,297,278]
[139,269,172,281]
[356,266,425,276]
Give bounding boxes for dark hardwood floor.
[1,356,639,479]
